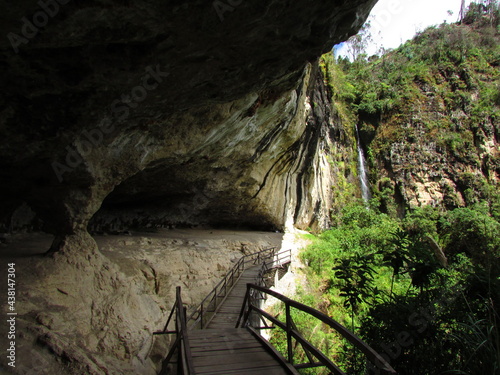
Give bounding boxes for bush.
[439,206,500,265]
[297,202,500,374]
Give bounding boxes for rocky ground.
[95,228,284,306]
[0,229,282,374]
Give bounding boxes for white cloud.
[336,0,472,57]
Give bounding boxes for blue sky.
[336,0,472,57]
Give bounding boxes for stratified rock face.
[383,114,499,209]
[371,82,499,212]
[0,0,377,240]
[88,63,343,233]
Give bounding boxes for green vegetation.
[271,3,500,374]
[297,201,500,374]
[328,0,500,214]
[318,53,361,220]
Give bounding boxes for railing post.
[285,302,293,365]
[236,284,251,328]
[214,287,217,310]
[200,303,204,329]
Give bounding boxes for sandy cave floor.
[0,228,284,258]
[0,228,285,308]
[0,228,311,374]
[0,229,285,372]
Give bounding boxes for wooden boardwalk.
[205,265,261,329]
[160,248,396,375]
[187,265,295,374]
[189,328,292,374]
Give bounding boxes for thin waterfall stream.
[356,124,371,204]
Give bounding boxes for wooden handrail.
[237,283,397,375]
[158,287,195,375]
[156,248,293,373]
[186,247,277,329]
[254,248,292,289]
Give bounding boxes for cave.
[87,154,282,233]
[0,0,377,373]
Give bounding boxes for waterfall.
[356,125,371,204]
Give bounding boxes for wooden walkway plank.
[197,368,288,374]
[184,264,296,374]
[192,347,267,357]
[189,328,292,374]
[205,265,260,329]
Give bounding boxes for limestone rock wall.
[0,0,377,244]
[0,60,353,373]
[89,63,344,233]
[1,230,281,374]
[371,99,499,211]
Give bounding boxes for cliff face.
[0,1,376,373]
[0,63,355,374]
[370,70,499,211]
[0,0,376,243]
[88,63,340,234]
[334,19,500,213]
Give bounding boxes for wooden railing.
[270,248,292,269]
[255,248,292,288]
[185,247,278,329]
[236,283,397,375]
[155,286,195,375]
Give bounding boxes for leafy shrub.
[439,206,500,264]
[297,202,500,374]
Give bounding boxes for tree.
[459,0,467,23]
[462,0,500,26]
[332,254,375,330]
[345,22,372,61]
[381,228,411,297]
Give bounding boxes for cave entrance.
[88,162,279,235]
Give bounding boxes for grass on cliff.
[319,2,500,216]
[330,3,500,184]
[276,6,500,373]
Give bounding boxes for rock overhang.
[0,0,378,237]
